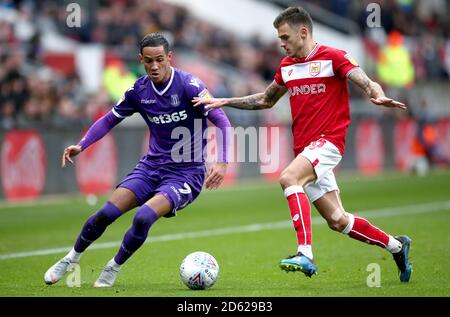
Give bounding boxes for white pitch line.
[1,200,449,261]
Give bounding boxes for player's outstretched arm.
[348,68,407,110]
[61,111,123,168]
[193,81,287,110]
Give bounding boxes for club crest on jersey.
[309,62,321,76]
[171,94,180,106]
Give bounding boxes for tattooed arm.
[192,81,287,110]
[347,68,407,110]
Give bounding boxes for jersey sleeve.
[112,86,139,118]
[185,75,213,116]
[333,49,360,78]
[274,65,285,87]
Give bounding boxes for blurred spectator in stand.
[0,100,16,130]
[16,97,40,128]
[444,35,450,78]
[102,59,137,102]
[410,97,450,175]
[58,73,86,107]
[1,0,448,131]
[51,96,83,129]
[376,31,415,106]
[84,87,111,122]
[416,0,447,27]
[331,0,350,18]
[1,48,29,129]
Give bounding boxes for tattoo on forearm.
[348,68,385,99]
[264,84,280,105]
[227,82,286,110]
[370,81,385,99]
[228,93,266,110]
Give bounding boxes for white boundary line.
[1,200,449,261]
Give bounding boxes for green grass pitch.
[0,170,449,297]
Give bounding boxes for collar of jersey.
[150,66,175,96]
[305,43,320,60]
[296,43,320,62]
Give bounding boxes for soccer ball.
[179,251,219,290]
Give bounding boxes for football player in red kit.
[194,7,412,282]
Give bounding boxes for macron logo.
[141,99,157,104]
[189,78,200,88]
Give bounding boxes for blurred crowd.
[1,0,449,131]
[0,46,111,130]
[1,0,279,130]
[308,0,450,80]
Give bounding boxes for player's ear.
[138,53,144,64]
[167,51,173,62]
[300,25,309,38]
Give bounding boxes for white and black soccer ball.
[179,251,219,290]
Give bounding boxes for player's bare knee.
[279,169,298,189]
[326,216,345,231]
[327,208,349,232]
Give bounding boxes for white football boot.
[94,261,121,287]
[44,257,77,285]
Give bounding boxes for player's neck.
[162,67,173,83]
[296,39,316,59]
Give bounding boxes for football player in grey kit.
[44,33,231,287]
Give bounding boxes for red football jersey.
[274,44,358,156]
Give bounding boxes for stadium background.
[1,0,449,201]
[0,0,450,298]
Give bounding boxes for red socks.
[346,215,389,248]
[284,185,395,257]
[284,186,312,246]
